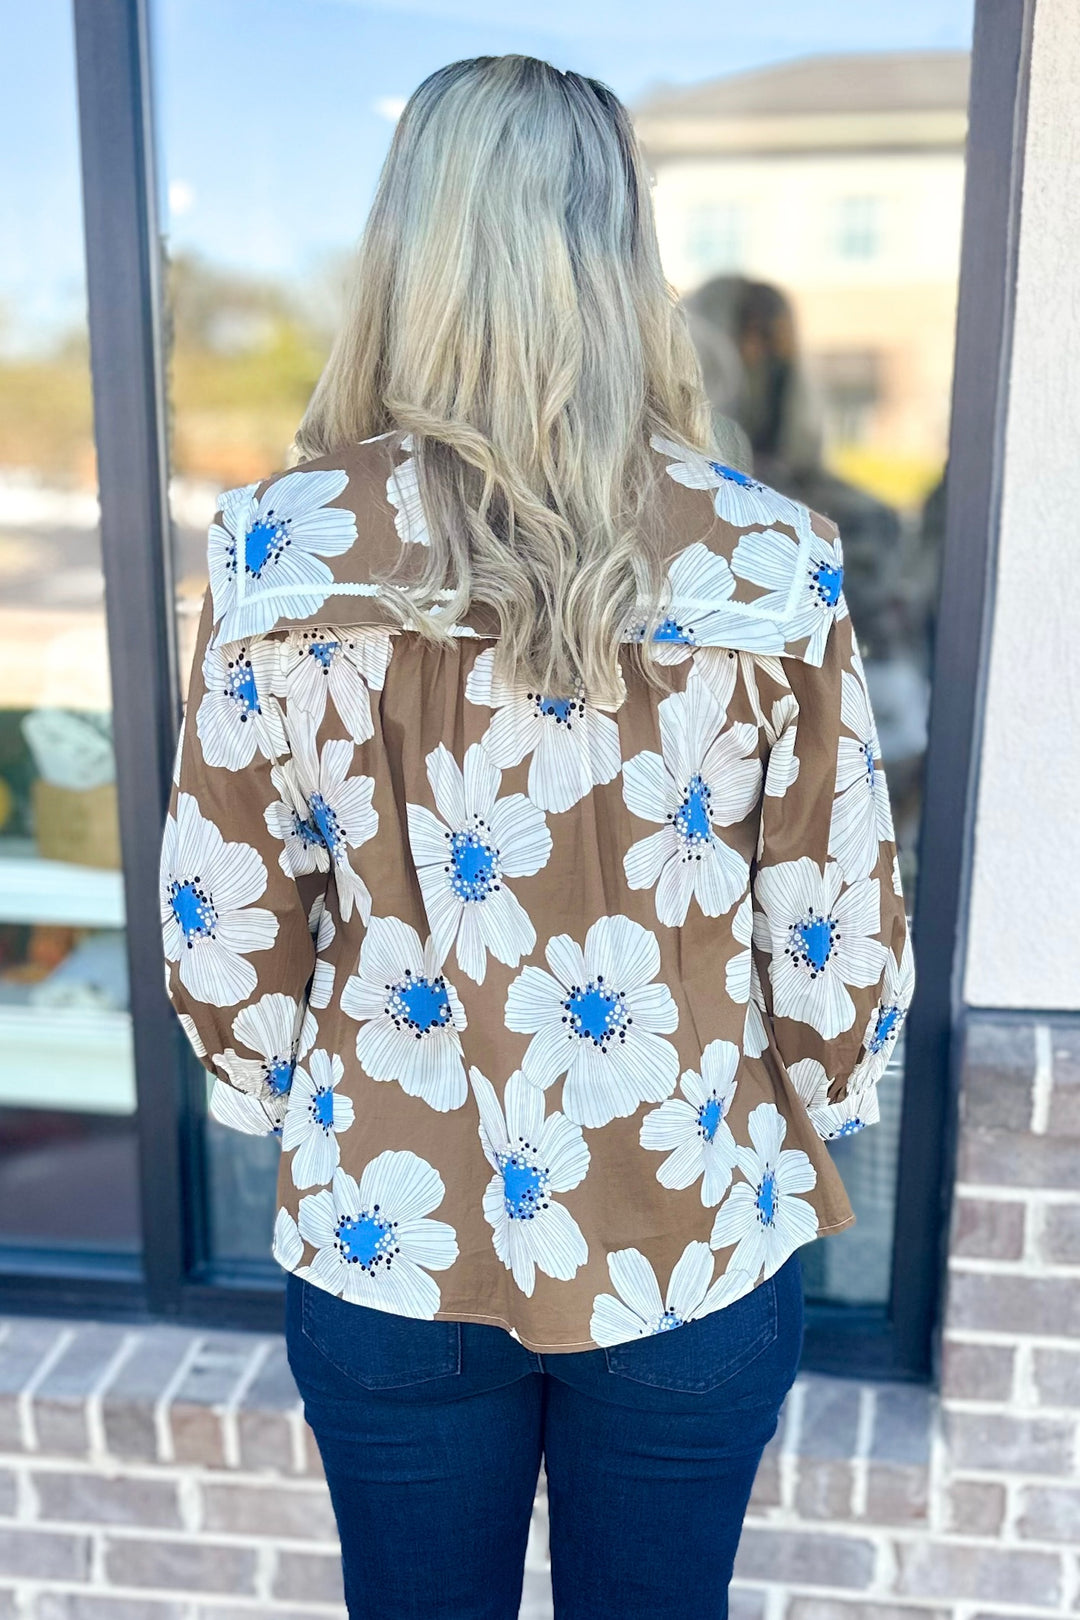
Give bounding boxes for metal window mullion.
[73,0,187,1315]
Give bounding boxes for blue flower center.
[836,1118,865,1137]
[499,1152,546,1221]
[266,1058,294,1096]
[709,461,759,490]
[169,879,216,942]
[309,793,343,859]
[674,773,713,851]
[448,829,498,902]
[336,1210,396,1270]
[810,560,844,608]
[789,911,838,977]
[869,1004,903,1053]
[756,1169,777,1226]
[537,696,574,724]
[243,515,288,578]
[309,639,339,669]
[698,1095,723,1142]
[656,1311,684,1331]
[653,616,694,645]
[862,741,876,786]
[312,1089,336,1130]
[293,813,322,848]
[389,974,452,1036]
[225,658,260,718]
[563,978,627,1049]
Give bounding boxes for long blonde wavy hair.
[295,54,711,703]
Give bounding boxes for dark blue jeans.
[286,1251,804,1619]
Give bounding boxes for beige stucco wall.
[964,0,1080,1007]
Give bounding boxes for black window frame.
[0,0,1035,1372]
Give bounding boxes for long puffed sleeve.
[161,591,324,1136]
[750,593,914,1141]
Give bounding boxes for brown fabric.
[163,431,912,1351]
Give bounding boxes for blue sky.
[1,0,974,351]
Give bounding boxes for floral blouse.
[163,429,914,1352]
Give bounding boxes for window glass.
[154,1,973,1302]
[0,3,140,1259]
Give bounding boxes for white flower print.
[341,916,469,1113]
[171,716,185,787]
[651,435,804,532]
[622,675,761,927]
[464,647,622,814]
[725,893,754,1004]
[209,1079,285,1136]
[892,855,903,896]
[590,1241,754,1346]
[407,743,551,984]
[763,694,801,797]
[732,517,848,668]
[856,931,915,1085]
[829,668,895,881]
[214,992,316,1104]
[196,637,287,772]
[176,1011,205,1059]
[208,469,358,640]
[308,896,336,1011]
[470,1067,589,1297]
[753,857,887,1040]
[744,955,770,1059]
[386,437,430,546]
[282,1049,355,1189]
[790,1059,881,1141]
[281,626,392,746]
[710,1102,819,1279]
[264,758,324,880]
[639,1040,740,1205]
[504,914,679,1129]
[634,541,787,658]
[286,715,378,923]
[160,794,278,1007]
[272,1207,305,1271]
[298,1153,458,1318]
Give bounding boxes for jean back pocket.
[299,1279,461,1391]
[604,1273,779,1393]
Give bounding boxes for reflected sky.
[3,0,974,349]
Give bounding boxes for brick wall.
[0,1013,1076,1619]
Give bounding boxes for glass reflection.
[0,3,139,1256]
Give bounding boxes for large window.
[0,0,998,1377]
[0,2,140,1270]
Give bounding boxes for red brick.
[748,1441,781,1509]
[946,1479,1007,1536]
[961,1021,1036,1129]
[1040,1203,1080,1265]
[941,1339,1015,1402]
[944,1410,1075,1474]
[35,1325,133,1456]
[946,1271,1080,1337]
[274,1548,346,1605]
[104,1536,257,1595]
[1032,1347,1080,1406]
[33,1469,181,1529]
[951,1198,1026,1260]
[0,1321,70,1450]
[892,1541,1062,1605]
[795,1459,854,1520]
[101,1327,200,1462]
[236,1342,302,1474]
[734,1528,875,1588]
[36,1598,187,1620]
[169,1336,263,1469]
[958,1128,1079,1191]
[729,1589,766,1620]
[864,1463,928,1525]
[787,1606,948,1620]
[0,1526,91,1579]
[201,1479,337,1541]
[1048,1028,1080,1135]
[1016,1484,1080,1543]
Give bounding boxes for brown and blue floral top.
[162,429,913,1351]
